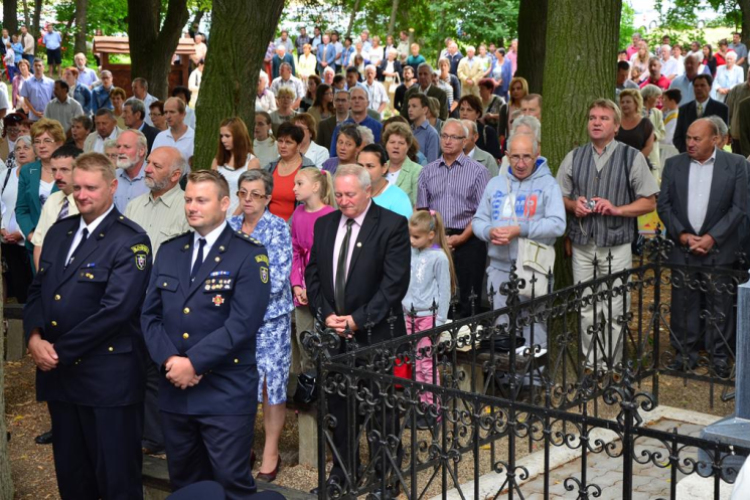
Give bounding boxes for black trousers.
[328,349,403,488]
[447,232,487,318]
[2,243,32,303]
[161,412,257,500]
[670,270,736,364]
[48,400,143,500]
[142,359,164,450]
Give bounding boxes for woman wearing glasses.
[0,113,27,170]
[264,123,316,221]
[14,118,64,266]
[227,168,292,483]
[148,101,168,131]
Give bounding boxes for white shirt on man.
[152,126,195,161]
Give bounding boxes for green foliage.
[54,0,130,36]
[620,2,637,50]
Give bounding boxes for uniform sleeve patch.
[131,243,150,255]
[260,266,269,284]
[135,253,148,271]
[255,254,269,265]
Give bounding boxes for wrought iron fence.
[302,235,749,499]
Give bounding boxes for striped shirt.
[417,153,490,229]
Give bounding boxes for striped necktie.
[57,198,69,221]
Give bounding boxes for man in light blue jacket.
[473,133,566,350]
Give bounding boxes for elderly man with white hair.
[417,118,490,318]
[255,71,277,113]
[457,45,485,97]
[362,64,390,116]
[660,44,680,80]
[711,51,745,102]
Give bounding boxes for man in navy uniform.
[23,152,152,500]
[141,170,270,499]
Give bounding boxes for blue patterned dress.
[229,210,294,404]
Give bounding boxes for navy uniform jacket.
[23,208,152,407]
[141,224,270,416]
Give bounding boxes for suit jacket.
[672,98,729,153]
[141,224,271,415]
[138,123,160,153]
[401,85,449,121]
[471,146,499,177]
[23,208,152,406]
[317,116,340,158]
[738,96,750,157]
[390,157,422,206]
[83,128,122,153]
[657,149,748,266]
[305,202,411,345]
[457,57,486,97]
[15,160,60,250]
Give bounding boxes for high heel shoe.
[256,456,282,482]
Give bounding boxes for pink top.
[290,203,335,306]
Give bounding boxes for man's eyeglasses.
[440,134,465,141]
[508,154,535,165]
[237,190,268,201]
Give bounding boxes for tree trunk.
[0,249,14,499]
[387,0,399,38]
[516,0,548,94]
[127,0,189,100]
[74,0,88,55]
[345,0,362,39]
[3,0,19,38]
[191,9,206,29]
[32,0,42,38]
[193,0,285,172]
[60,11,76,50]
[21,0,31,29]
[542,0,622,288]
[741,0,750,48]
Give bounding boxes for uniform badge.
[212,295,225,306]
[260,266,269,284]
[135,254,147,271]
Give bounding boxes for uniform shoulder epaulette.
[115,214,146,233]
[161,231,192,247]
[233,230,264,246]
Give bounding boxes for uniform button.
[108,346,114,352]
[234,358,239,364]
[183,307,190,314]
[163,282,168,287]
[54,294,61,301]
[51,321,58,327]
[182,333,189,339]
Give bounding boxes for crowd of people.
[0,20,748,500]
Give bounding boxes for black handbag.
[478,334,525,354]
[293,371,317,409]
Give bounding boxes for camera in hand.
[586,199,597,211]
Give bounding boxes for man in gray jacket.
[473,132,566,350]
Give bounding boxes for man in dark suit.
[673,74,728,153]
[124,98,159,153]
[401,63,449,121]
[24,152,152,499]
[305,164,411,497]
[141,170,270,500]
[657,118,748,377]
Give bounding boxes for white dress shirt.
[332,202,371,284]
[191,221,227,268]
[65,204,115,265]
[687,149,716,232]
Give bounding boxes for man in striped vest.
[557,98,659,373]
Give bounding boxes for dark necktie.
[66,228,88,268]
[190,238,206,282]
[335,219,354,315]
[57,198,69,221]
